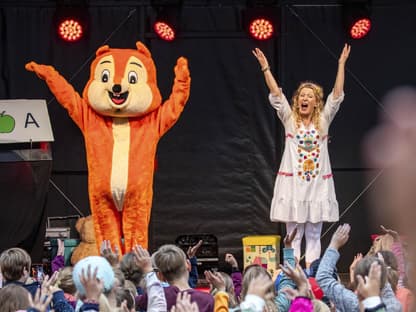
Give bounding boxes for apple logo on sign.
[0,111,16,133]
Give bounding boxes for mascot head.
[83,41,162,117]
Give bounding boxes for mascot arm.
[158,57,191,136]
[25,62,85,130]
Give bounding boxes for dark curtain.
[0,155,51,262]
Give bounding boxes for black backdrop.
[0,0,415,272]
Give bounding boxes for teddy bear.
[71,215,99,265]
[26,42,191,254]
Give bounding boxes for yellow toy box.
[242,235,281,276]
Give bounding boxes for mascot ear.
[136,41,151,58]
[75,217,86,233]
[96,45,110,56]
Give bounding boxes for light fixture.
[242,7,279,41]
[249,18,274,40]
[151,2,182,42]
[54,1,89,43]
[343,1,372,40]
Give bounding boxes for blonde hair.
[210,272,238,308]
[241,265,277,312]
[55,266,77,295]
[152,244,188,283]
[291,81,324,131]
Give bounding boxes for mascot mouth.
[108,91,129,105]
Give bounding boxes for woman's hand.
[338,43,351,64]
[252,48,269,71]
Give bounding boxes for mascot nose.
[112,84,122,93]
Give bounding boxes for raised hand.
[284,226,298,249]
[25,62,56,80]
[204,270,226,292]
[246,274,274,301]
[57,239,65,257]
[329,224,351,250]
[100,240,120,267]
[349,253,363,284]
[338,43,351,64]
[41,271,60,294]
[132,244,153,274]
[174,57,190,82]
[187,240,203,259]
[80,264,104,302]
[171,291,200,312]
[356,261,382,301]
[252,48,269,71]
[280,261,311,298]
[225,253,238,269]
[28,287,53,312]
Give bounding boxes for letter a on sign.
[25,112,40,128]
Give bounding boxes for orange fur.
[26,42,191,255]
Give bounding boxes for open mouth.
[108,91,129,105]
[301,103,309,110]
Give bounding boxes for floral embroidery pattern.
[296,129,320,181]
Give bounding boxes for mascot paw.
[25,62,55,80]
[174,57,190,82]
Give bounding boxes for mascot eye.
[101,70,110,83]
[128,71,138,84]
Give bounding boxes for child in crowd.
[316,224,402,312]
[136,244,214,312]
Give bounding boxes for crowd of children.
[0,221,414,312]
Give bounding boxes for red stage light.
[249,18,274,40]
[154,21,175,41]
[350,18,371,39]
[58,18,83,42]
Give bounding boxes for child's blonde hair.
[241,265,277,312]
[55,266,77,295]
[152,244,188,283]
[292,81,324,131]
[210,271,238,308]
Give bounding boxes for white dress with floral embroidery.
[269,91,344,223]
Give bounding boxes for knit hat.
[72,256,114,296]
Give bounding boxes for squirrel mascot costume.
[26,41,191,254]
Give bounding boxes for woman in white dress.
[253,44,351,267]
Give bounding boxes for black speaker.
[175,234,218,278]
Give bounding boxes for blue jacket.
[316,247,402,312]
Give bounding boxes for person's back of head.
[113,267,126,289]
[241,265,277,312]
[378,250,399,293]
[312,298,331,312]
[152,244,188,283]
[309,258,339,281]
[353,256,387,290]
[55,266,77,295]
[0,284,31,311]
[115,287,135,311]
[0,247,31,283]
[210,271,238,308]
[120,252,143,287]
